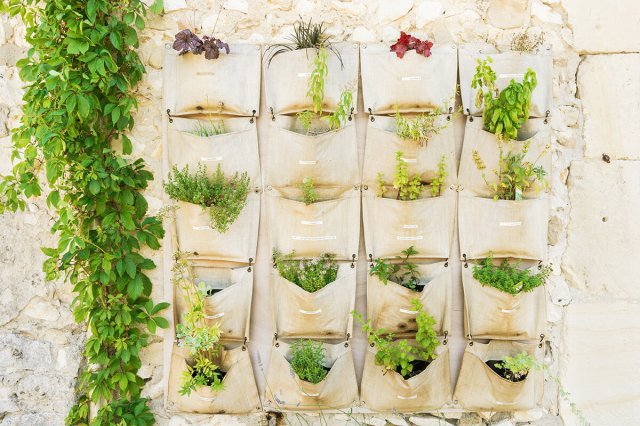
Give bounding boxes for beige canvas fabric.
[360,344,451,412]
[266,116,359,188]
[167,117,261,189]
[459,43,553,118]
[367,262,451,336]
[174,265,253,342]
[362,191,456,260]
[461,266,546,340]
[164,44,261,117]
[458,196,549,261]
[264,43,360,115]
[458,117,551,198]
[174,191,260,263]
[360,43,458,114]
[266,187,360,260]
[166,344,261,414]
[263,341,359,411]
[454,340,544,411]
[270,263,356,339]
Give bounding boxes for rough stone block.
[486,0,530,29]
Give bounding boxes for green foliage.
[496,351,535,381]
[370,246,421,291]
[273,250,338,292]
[472,57,537,140]
[472,254,552,295]
[326,88,353,130]
[307,47,328,115]
[376,172,387,197]
[296,110,316,134]
[164,163,250,232]
[413,299,440,361]
[290,339,328,384]
[0,1,167,424]
[392,151,425,200]
[394,108,448,146]
[299,176,318,205]
[189,119,226,137]
[429,155,448,197]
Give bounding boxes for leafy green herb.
[189,119,226,137]
[290,340,328,384]
[376,151,425,200]
[308,47,328,115]
[394,107,448,146]
[429,155,448,197]
[326,88,353,130]
[296,109,316,134]
[472,254,551,295]
[299,176,318,205]
[496,351,535,381]
[370,246,422,291]
[273,250,338,292]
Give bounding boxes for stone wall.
[0,0,638,425]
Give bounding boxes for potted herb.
[486,351,536,383]
[299,177,319,205]
[472,254,551,295]
[376,151,448,200]
[273,250,338,293]
[290,339,330,385]
[370,246,422,291]
[394,107,449,147]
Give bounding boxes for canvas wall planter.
[458,117,551,199]
[264,43,360,115]
[167,117,261,189]
[166,344,261,414]
[461,266,546,340]
[174,191,260,263]
[360,344,451,412]
[270,263,356,339]
[458,196,548,260]
[263,341,359,411]
[459,43,552,118]
[367,261,451,336]
[266,187,360,260]
[454,341,544,411]
[363,191,456,260]
[174,265,253,342]
[165,44,261,117]
[266,116,358,188]
[360,43,457,114]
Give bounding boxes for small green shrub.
[326,88,353,130]
[296,109,316,134]
[299,176,318,205]
[307,47,328,115]
[290,340,328,384]
[370,246,422,291]
[395,107,447,146]
[378,152,447,200]
[429,155,448,197]
[472,254,552,295]
[273,250,338,292]
[496,351,536,381]
[189,119,226,137]
[265,18,343,66]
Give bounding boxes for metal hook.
[368,108,375,122]
[242,337,248,351]
[350,253,356,268]
[270,107,275,121]
[166,109,174,123]
[272,255,277,269]
[463,253,468,268]
[539,333,545,348]
[249,110,256,124]
[348,106,354,121]
[544,110,550,124]
[248,257,254,272]
[443,330,449,345]
[274,333,279,347]
[444,259,449,268]
[537,260,542,270]
[447,106,452,121]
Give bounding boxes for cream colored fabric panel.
[362,114,457,189]
[270,263,356,339]
[266,116,358,187]
[367,262,451,336]
[360,345,451,412]
[458,117,551,198]
[168,117,261,188]
[461,266,546,340]
[459,43,553,118]
[166,345,261,414]
[361,43,458,114]
[266,188,360,260]
[165,44,261,117]
[263,342,359,411]
[174,191,260,262]
[458,196,548,260]
[264,43,360,115]
[363,192,456,260]
[453,341,544,411]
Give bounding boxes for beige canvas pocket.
[458,117,551,198]
[164,44,261,117]
[266,116,358,188]
[174,191,260,263]
[454,341,543,411]
[458,196,548,261]
[168,117,261,188]
[462,266,546,340]
[166,344,261,414]
[459,43,552,118]
[363,192,456,260]
[263,341,359,411]
[266,188,360,260]
[367,262,451,336]
[360,344,451,412]
[361,43,457,114]
[271,263,356,339]
[264,43,359,115]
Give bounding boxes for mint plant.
[370,246,422,291]
[495,351,536,381]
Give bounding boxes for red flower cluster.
[390,32,434,59]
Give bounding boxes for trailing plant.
[172,28,230,60]
[0,1,169,424]
[394,107,448,146]
[307,46,329,114]
[472,57,537,140]
[273,250,338,292]
[429,155,448,197]
[511,29,544,52]
[163,163,250,233]
[326,88,353,130]
[296,110,316,134]
[472,254,552,295]
[390,31,434,58]
[370,246,422,291]
[299,176,318,205]
[290,339,328,384]
[495,351,535,381]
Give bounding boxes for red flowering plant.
[390,32,434,59]
[173,29,230,60]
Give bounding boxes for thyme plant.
[472,254,552,295]
[290,339,328,384]
[273,250,338,292]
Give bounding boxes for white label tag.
[397,236,424,241]
[200,156,223,162]
[401,76,422,81]
[499,221,522,227]
[498,73,524,79]
[205,312,225,319]
[301,220,323,226]
[298,160,317,165]
[192,225,212,231]
[297,72,311,78]
[403,224,418,229]
[292,235,337,241]
[399,308,419,315]
[299,309,322,315]
[400,157,417,163]
[195,71,215,76]
[397,395,418,400]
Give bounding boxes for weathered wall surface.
[0,0,639,425]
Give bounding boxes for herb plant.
[390,32,434,58]
[296,110,316,134]
[377,151,428,201]
[290,339,328,384]
[370,246,422,291]
[472,57,537,140]
[172,29,230,60]
[326,88,353,130]
[394,108,448,146]
[299,177,318,205]
[265,18,343,66]
[429,155,448,197]
[308,47,328,115]
[472,254,552,295]
[511,29,544,52]
[189,119,226,137]
[495,351,535,381]
[273,250,338,292]
[164,163,250,233]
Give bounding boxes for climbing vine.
[0,1,167,425]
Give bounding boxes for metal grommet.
[361,43,367,49]
[275,342,279,347]
[344,342,349,347]
[602,153,611,163]
[352,43,358,49]
[363,185,369,190]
